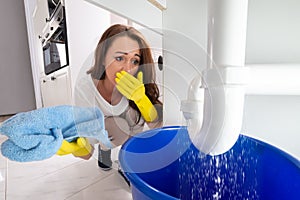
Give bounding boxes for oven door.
[43,38,68,75]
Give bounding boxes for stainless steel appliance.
[42,1,69,75]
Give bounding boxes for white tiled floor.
[0,137,132,200]
[0,136,7,200]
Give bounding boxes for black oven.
[42,2,69,75]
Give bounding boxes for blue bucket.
[119,126,300,200]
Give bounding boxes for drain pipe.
[181,0,249,155]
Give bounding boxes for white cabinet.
[132,22,163,101]
[32,0,49,39]
[85,0,162,31]
[25,0,71,108]
[40,67,72,107]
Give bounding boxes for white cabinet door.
[132,22,163,102]
[85,0,162,31]
[40,67,72,107]
[33,0,49,39]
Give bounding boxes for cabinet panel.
[85,0,162,32]
[40,68,72,107]
[132,22,163,102]
[33,0,49,38]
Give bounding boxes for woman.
[74,24,163,170]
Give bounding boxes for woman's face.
[104,36,141,85]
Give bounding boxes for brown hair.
[87,24,162,123]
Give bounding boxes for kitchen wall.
[0,0,36,115]
[163,0,300,159]
[242,0,300,159]
[246,0,300,64]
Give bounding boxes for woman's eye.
[132,59,140,65]
[115,56,123,62]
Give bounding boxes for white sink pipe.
[181,0,249,155]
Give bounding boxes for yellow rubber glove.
[115,71,158,122]
[56,137,92,157]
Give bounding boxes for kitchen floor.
[0,117,132,200]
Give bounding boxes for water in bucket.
[119,126,300,200]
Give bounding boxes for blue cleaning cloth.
[0,105,112,162]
